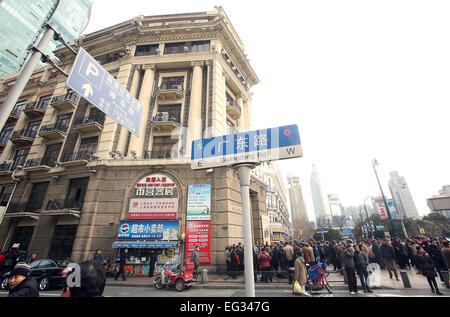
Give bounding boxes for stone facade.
[0,7,264,272]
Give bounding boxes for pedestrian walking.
[149,251,157,277]
[229,246,239,279]
[259,248,272,282]
[441,241,450,269]
[354,245,372,293]
[93,249,103,264]
[8,263,39,297]
[114,248,128,281]
[425,240,448,284]
[294,255,309,296]
[381,239,400,281]
[415,246,443,295]
[343,243,358,294]
[190,245,200,279]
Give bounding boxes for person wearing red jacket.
[259,248,272,282]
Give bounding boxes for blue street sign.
[316,228,329,233]
[67,47,143,136]
[342,227,352,235]
[191,124,302,170]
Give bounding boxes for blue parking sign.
[67,47,143,136]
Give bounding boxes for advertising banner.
[375,198,399,220]
[117,220,179,241]
[186,184,211,220]
[129,198,178,219]
[129,174,179,219]
[375,199,389,220]
[185,221,211,264]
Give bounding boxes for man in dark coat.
[8,263,39,297]
[371,239,385,269]
[114,248,128,281]
[392,238,408,269]
[149,251,157,277]
[381,239,399,281]
[415,246,443,295]
[426,240,448,284]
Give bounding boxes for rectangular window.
[11,148,29,170]
[163,42,186,54]
[27,182,49,212]
[160,76,184,90]
[36,94,52,110]
[25,120,41,138]
[0,185,14,207]
[150,135,179,159]
[66,178,89,209]
[11,101,26,116]
[79,136,98,154]
[0,126,14,145]
[135,44,159,56]
[48,225,78,261]
[156,104,181,123]
[56,113,72,128]
[42,143,61,166]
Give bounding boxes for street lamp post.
[372,159,395,236]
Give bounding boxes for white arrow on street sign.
[82,83,93,98]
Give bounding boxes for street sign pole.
[235,163,258,297]
[0,24,56,133]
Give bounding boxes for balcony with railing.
[153,83,184,101]
[151,112,181,133]
[38,123,69,141]
[10,129,37,146]
[0,161,13,175]
[7,107,23,124]
[73,114,105,133]
[60,151,95,166]
[23,101,48,117]
[44,199,82,217]
[226,99,241,120]
[50,91,80,111]
[24,156,56,172]
[5,201,41,219]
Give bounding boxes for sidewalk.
[106,267,450,292]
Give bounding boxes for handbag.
[293,280,303,295]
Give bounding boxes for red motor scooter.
[154,261,197,292]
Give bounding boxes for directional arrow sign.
[67,47,143,136]
[191,124,302,170]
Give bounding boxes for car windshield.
[30,260,41,269]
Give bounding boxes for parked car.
[1,259,70,291]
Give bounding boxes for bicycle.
[305,262,333,294]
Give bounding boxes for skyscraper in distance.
[0,0,93,78]
[388,171,420,218]
[287,172,309,238]
[310,164,332,226]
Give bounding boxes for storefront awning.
[112,240,178,249]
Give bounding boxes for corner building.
[0,7,266,274]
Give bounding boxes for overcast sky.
[83,0,450,220]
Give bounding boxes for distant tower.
[310,165,332,226]
[287,173,309,239]
[388,171,419,218]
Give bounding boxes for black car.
[1,259,70,291]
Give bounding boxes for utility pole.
[372,159,395,236]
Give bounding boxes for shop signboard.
[117,220,179,241]
[129,174,179,219]
[185,221,211,264]
[186,184,211,220]
[129,198,178,219]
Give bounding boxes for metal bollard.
[400,270,411,288]
[201,269,208,285]
[441,271,450,288]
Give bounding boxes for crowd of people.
[225,236,450,295]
